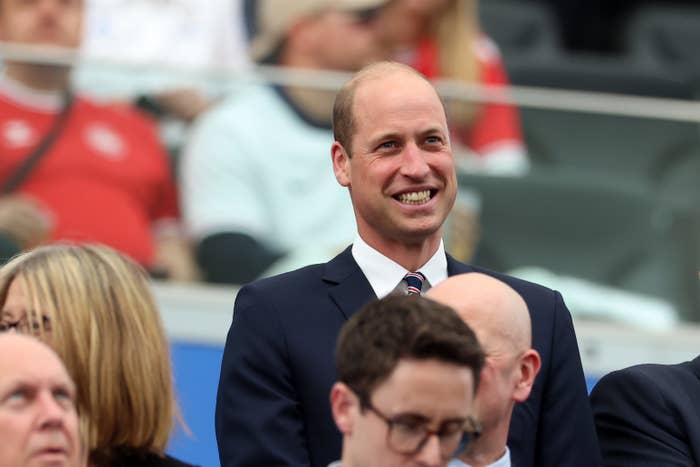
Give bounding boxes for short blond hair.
[0,244,176,464]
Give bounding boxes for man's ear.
[331,141,351,187]
[330,382,359,435]
[512,349,541,403]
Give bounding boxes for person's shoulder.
[202,85,285,124]
[74,93,159,133]
[239,261,328,296]
[108,451,199,467]
[158,455,199,467]
[601,359,698,390]
[467,263,557,297]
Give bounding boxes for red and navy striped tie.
[404,271,426,295]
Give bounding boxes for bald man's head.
[427,273,531,357]
[427,273,541,457]
[0,334,81,467]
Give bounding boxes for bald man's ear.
[330,382,359,435]
[512,349,541,403]
[331,142,352,188]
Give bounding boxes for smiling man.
[216,61,600,467]
[0,333,81,467]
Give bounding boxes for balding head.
[333,61,444,156]
[0,334,81,467]
[427,273,532,357]
[427,273,541,461]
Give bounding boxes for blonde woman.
[0,244,195,467]
[375,0,529,174]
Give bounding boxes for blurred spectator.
[75,0,251,144]
[0,244,196,467]
[182,0,387,284]
[0,333,82,467]
[0,0,198,280]
[428,273,541,467]
[329,294,484,467]
[374,0,529,175]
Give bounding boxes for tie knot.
[404,271,426,295]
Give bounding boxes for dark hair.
[336,294,484,401]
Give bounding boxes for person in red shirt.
[0,0,196,279]
[374,0,529,174]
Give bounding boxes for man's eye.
[426,135,442,144]
[438,421,465,436]
[7,389,27,402]
[392,415,427,433]
[378,141,397,150]
[53,389,75,406]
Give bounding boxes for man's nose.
[415,433,443,467]
[399,143,430,179]
[37,392,67,429]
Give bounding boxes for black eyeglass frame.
[358,395,481,459]
[0,314,51,334]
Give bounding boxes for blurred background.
[1,0,699,465]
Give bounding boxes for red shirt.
[0,81,178,266]
[410,36,525,159]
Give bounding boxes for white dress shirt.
[448,447,511,467]
[351,235,448,298]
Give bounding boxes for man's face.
[345,358,474,467]
[305,9,385,71]
[0,338,80,467]
[0,0,83,49]
[473,348,521,432]
[334,70,457,250]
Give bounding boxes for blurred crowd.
[0,0,697,293]
[0,0,529,284]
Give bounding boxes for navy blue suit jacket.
[591,356,700,466]
[216,247,601,467]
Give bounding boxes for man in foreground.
[216,61,601,467]
[428,273,541,467]
[329,294,484,467]
[0,333,81,467]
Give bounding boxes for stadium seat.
[625,3,700,81]
[457,169,700,321]
[478,0,561,60]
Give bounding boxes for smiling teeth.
[398,190,431,204]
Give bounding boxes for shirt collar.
[0,74,64,112]
[351,235,448,298]
[447,447,511,467]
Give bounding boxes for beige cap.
[250,0,387,62]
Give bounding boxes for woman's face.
[0,279,52,340]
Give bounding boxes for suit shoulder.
[234,262,327,310]
[468,264,558,299]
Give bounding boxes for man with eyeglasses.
[427,273,541,467]
[329,294,484,467]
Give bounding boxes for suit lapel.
[323,247,376,321]
[446,254,476,276]
[323,250,475,321]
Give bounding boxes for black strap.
[1,90,74,194]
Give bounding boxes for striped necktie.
[404,271,426,295]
